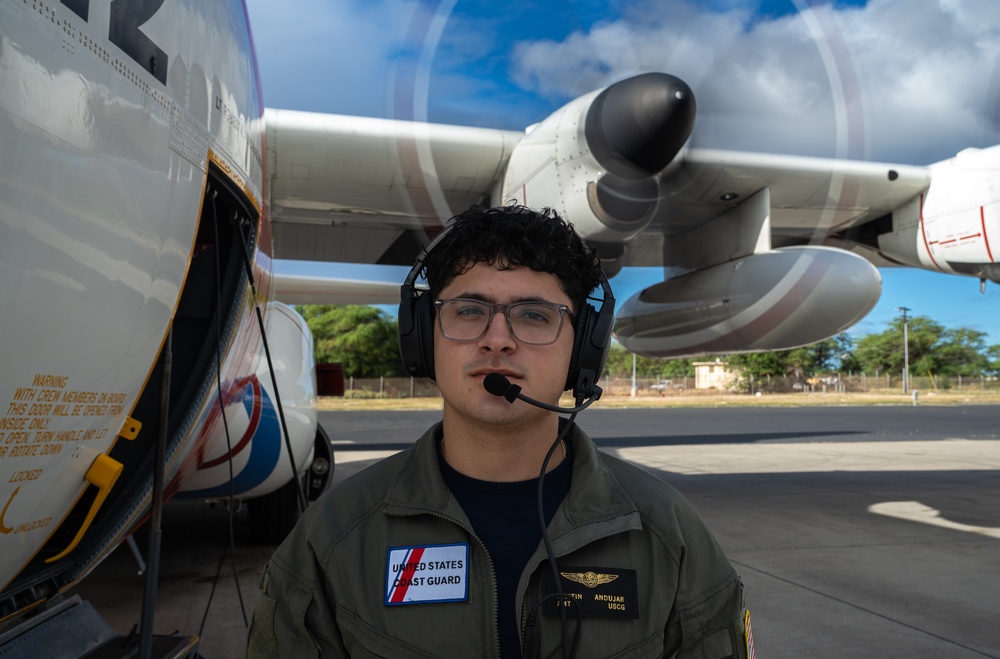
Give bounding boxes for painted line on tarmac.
[869,501,1000,540]
[335,450,398,464]
[614,439,1000,475]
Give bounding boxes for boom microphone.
[483,371,589,658]
[483,373,601,413]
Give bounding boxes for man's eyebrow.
[451,293,557,305]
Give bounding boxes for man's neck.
[439,410,565,482]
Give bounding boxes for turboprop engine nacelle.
[499,73,696,255]
[614,247,881,358]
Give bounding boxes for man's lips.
[469,369,523,380]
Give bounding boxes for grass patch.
[317,390,1000,411]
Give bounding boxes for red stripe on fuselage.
[199,377,262,469]
[918,193,942,270]
[981,207,995,263]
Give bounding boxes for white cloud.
[509,0,1000,164]
[245,0,1000,162]
[245,0,418,117]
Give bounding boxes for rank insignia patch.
[542,566,639,619]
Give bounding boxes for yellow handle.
[45,454,124,563]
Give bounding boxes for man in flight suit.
[246,204,752,658]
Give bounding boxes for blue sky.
[246,0,1000,344]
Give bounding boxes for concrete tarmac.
[70,405,1000,658]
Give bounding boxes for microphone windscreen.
[483,372,511,397]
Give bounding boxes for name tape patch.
[384,542,469,605]
[542,566,639,619]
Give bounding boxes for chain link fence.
[337,374,1000,398]
[343,377,441,398]
[604,374,1000,395]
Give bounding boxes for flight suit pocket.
[246,592,278,659]
[335,604,440,659]
[607,629,666,658]
[250,563,324,658]
[675,576,745,659]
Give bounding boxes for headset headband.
[397,223,615,401]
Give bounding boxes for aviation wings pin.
[561,571,619,589]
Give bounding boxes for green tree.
[726,351,788,391]
[851,316,998,379]
[656,357,697,378]
[936,328,990,376]
[602,342,695,378]
[854,316,943,375]
[784,334,855,374]
[987,345,1000,377]
[298,305,404,378]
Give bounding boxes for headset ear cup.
[565,304,593,393]
[397,224,455,379]
[397,291,420,377]
[566,285,615,400]
[417,293,436,381]
[399,292,436,380]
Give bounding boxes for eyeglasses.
[434,298,575,345]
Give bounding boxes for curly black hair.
[422,205,604,312]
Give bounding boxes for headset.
[397,223,616,402]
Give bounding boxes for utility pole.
[631,352,637,397]
[896,306,910,393]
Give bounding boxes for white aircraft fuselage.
[0,0,320,619]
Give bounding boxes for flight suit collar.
[381,420,642,541]
[549,421,643,550]
[382,422,470,526]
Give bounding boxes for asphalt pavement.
[70,405,1000,658]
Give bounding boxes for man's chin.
[445,398,544,426]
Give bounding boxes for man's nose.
[480,309,516,348]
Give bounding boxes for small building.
[693,360,739,390]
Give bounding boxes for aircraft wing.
[266,113,931,271]
[264,73,996,359]
[265,109,523,265]
[626,148,932,270]
[271,262,409,305]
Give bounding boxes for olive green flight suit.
[247,422,750,658]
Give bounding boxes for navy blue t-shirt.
[439,443,573,659]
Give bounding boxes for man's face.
[433,262,575,428]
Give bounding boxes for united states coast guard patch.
[384,542,469,605]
